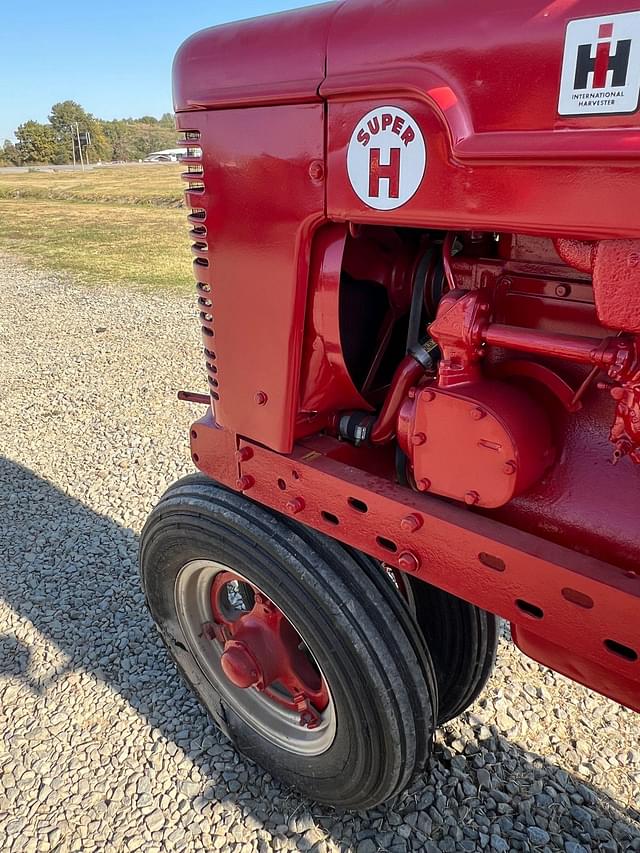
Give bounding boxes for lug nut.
[464,490,480,505]
[398,551,421,573]
[401,514,423,533]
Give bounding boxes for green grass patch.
[0,164,184,207]
[0,198,193,290]
[0,164,194,289]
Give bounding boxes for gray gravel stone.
[528,826,550,846]
[0,260,638,852]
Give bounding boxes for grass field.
[0,165,193,289]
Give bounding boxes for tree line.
[1,101,177,166]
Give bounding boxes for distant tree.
[15,121,56,164]
[8,104,178,165]
[49,100,110,163]
[1,140,21,165]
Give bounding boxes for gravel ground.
[0,257,639,853]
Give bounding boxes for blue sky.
[1,0,323,141]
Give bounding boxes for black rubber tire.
[408,577,499,724]
[140,474,438,809]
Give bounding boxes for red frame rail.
[190,419,640,712]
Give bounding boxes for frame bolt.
[255,391,268,406]
[470,407,486,420]
[398,551,421,573]
[503,460,517,475]
[464,490,480,505]
[236,475,255,491]
[286,497,305,515]
[411,432,427,446]
[415,478,431,492]
[555,284,571,297]
[236,446,253,462]
[401,513,423,533]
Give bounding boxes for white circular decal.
[347,106,426,210]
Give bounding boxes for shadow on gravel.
[1,457,639,853]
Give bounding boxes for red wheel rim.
[174,560,336,754]
[209,571,330,727]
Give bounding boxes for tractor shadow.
[0,456,638,852]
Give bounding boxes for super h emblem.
[559,11,640,116]
[347,107,426,210]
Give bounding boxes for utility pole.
[76,123,85,172]
[71,126,76,168]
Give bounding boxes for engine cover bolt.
[398,551,421,573]
[401,514,423,533]
[236,475,255,491]
[503,460,517,475]
[464,490,480,505]
[308,160,324,181]
[421,390,436,402]
[236,446,253,462]
[411,432,427,446]
[416,478,431,492]
[255,391,268,406]
[470,407,486,420]
[286,497,305,515]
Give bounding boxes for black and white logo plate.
[558,11,640,116]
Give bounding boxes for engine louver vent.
[179,131,218,403]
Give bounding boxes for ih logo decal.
[559,11,640,115]
[347,107,426,210]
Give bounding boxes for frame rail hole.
[321,511,339,526]
[348,497,368,513]
[479,552,506,572]
[515,599,544,620]
[376,536,398,553]
[604,639,638,662]
[561,588,594,609]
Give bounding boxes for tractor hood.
[175,0,640,142]
[173,2,338,111]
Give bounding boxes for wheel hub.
[173,559,336,754]
[220,640,262,688]
[210,571,329,727]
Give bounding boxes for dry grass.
[0,164,184,206]
[0,165,193,289]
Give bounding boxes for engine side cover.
[398,381,554,509]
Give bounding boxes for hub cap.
[174,560,336,755]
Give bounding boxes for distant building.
[143,148,187,163]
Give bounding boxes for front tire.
[140,474,438,809]
[409,579,499,723]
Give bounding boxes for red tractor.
[140,0,640,809]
